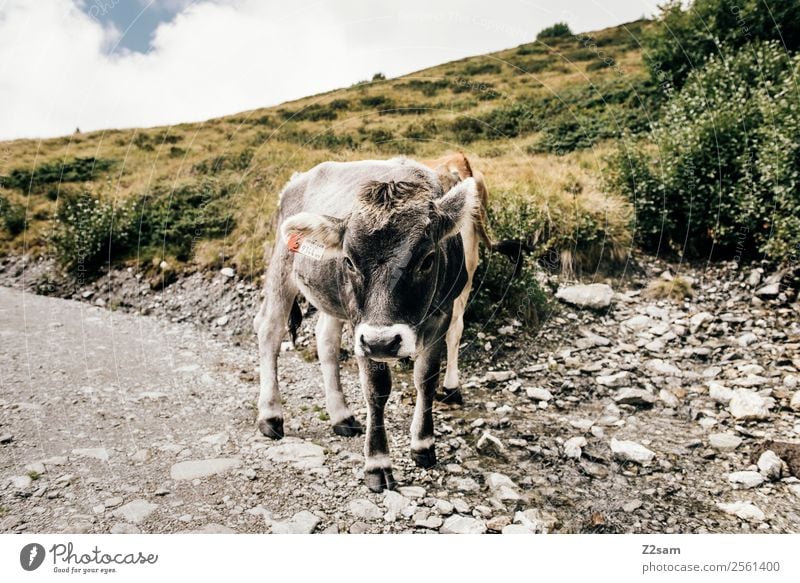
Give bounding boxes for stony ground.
[1,255,800,534]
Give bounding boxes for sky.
[0,0,663,140]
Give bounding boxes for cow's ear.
[281,212,345,257]
[434,177,479,240]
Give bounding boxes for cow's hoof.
[411,446,437,468]
[333,416,363,437]
[258,416,284,440]
[365,468,396,493]
[435,386,463,406]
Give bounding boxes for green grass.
[0,19,652,285]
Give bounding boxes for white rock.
[757,450,783,481]
[72,447,109,462]
[564,436,587,460]
[448,477,480,492]
[201,432,229,446]
[486,472,522,501]
[220,267,235,278]
[383,491,410,514]
[755,282,780,298]
[728,390,772,420]
[476,431,505,455]
[621,315,651,332]
[271,510,320,534]
[170,458,242,480]
[112,499,157,524]
[555,283,613,310]
[264,440,325,470]
[349,498,383,520]
[514,509,557,533]
[610,438,655,464]
[736,332,758,348]
[525,387,553,401]
[716,501,765,522]
[614,388,656,407]
[784,375,798,390]
[708,382,734,404]
[10,475,32,490]
[709,433,742,451]
[790,391,800,412]
[596,372,630,388]
[659,389,680,408]
[484,371,516,383]
[416,515,444,529]
[728,471,765,489]
[439,515,487,534]
[502,524,534,534]
[644,359,681,377]
[397,486,426,499]
[689,312,714,334]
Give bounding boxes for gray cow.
[254,156,481,492]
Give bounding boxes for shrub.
[1,157,116,192]
[360,94,393,108]
[607,42,800,261]
[0,195,26,235]
[51,192,138,271]
[193,149,253,174]
[537,22,572,40]
[461,61,502,76]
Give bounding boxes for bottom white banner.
[1,534,798,582]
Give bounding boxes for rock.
[72,447,109,462]
[622,499,643,513]
[525,387,553,401]
[564,436,587,460]
[610,438,655,464]
[689,312,714,334]
[452,499,470,514]
[644,359,681,377]
[736,332,758,348]
[755,282,780,298]
[659,389,680,408]
[110,523,142,534]
[614,388,656,407]
[514,508,558,533]
[397,486,426,499]
[131,449,151,463]
[757,450,783,480]
[790,391,800,412]
[486,472,522,501]
[104,497,124,508]
[555,283,613,310]
[10,475,32,490]
[727,471,765,489]
[484,371,516,383]
[448,477,480,492]
[383,491,410,516]
[439,515,487,534]
[415,515,443,529]
[716,501,765,522]
[24,462,46,475]
[435,500,454,515]
[728,390,772,420]
[170,458,242,480]
[201,432,229,446]
[597,372,630,388]
[181,523,236,534]
[486,516,512,532]
[271,511,321,534]
[621,315,651,332]
[746,268,763,287]
[709,433,742,451]
[215,315,229,327]
[784,375,799,390]
[112,499,158,524]
[264,440,325,470]
[708,382,734,404]
[476,431,505,456]
[0,433,12,444]
[220,267,235,278]
[349,498,383,520]
[502,524,533,534]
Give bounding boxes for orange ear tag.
[287,232,301,253]
[287,232,325,260]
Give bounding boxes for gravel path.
[2,258,800,534]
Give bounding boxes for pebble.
[10,475,32,489]
[757,451,783,480]
[264,440,325,470]
[476,431,505,455]
[485,472,522,501]
[415,516,443,529]
[220,267,235,278]
[716,501,765,522]
[597,372,630,387]
[397,486,426,499]
[0,433,12,444]
[72,447,109,462]
[728,390,772,420]
[790,391,800,412]
[271,511,321,534]
[448,477,480,492]
[728,471,765,489]
[349,498,383,520]
[514,508,558,533]
[709,433,742,451]
[439,515,487,534]
[644,359,682,377]
[484,371,516,383]
[708,382,734,404]
[610,438,655,464]
[563,436,587,460]
[112,499,158,524]
[614,388,656,407]
[170,458,242,480]
[525,387,553,401]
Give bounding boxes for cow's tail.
[287,297,303,345]
[472,170,533,277]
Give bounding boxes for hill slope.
[0,20,653,288]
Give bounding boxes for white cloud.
[0,0,661,140]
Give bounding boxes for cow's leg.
[440,290,468,405]
[254,256,296,440]
[358,356,395,492]
[316,312,362,437]
[411,348,441,467]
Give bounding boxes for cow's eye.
[418,253,435,273]
[344,256,356,273]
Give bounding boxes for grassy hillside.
[0,20,653,292]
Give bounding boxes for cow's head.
[282,173,478,361]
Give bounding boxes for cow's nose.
[359,332,402,358]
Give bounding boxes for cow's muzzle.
[354,323,416,361]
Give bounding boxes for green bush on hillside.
[0,195,26,235]
[537,22,572,40]
[1,157,116,193]
[608,41,800,261]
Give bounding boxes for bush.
[193,149,253,174]
[51,192,138,271]
[0,195,26,235]
[645,0,800,89]
[1,157,116,192]
[537,22,572,40]
[607,42,800,261]
[461,61,502,76]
